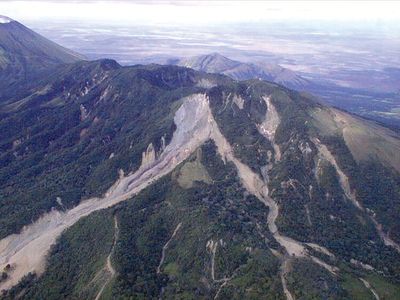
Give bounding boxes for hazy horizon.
[1,0,400,26]
[1,0,399,123]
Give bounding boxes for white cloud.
[1,1,399,25]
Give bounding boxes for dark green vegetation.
[0,59,219,239]
[269,133,400,281]
[208,80,400,295]
[287,259,348,299]
[110,142,284,299]
[5,131,400,299]
[1,21,400,298]
[207,82,273,175]
[4,142,285,299]
[2,211,114,300]
[359,162,400,244]
[0,19,83,101]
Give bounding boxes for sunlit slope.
[311,106,400,173]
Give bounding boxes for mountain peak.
[0,15,14,24]
[179,52,239,73]
[175,53,310,90]
[208,52,227,59]
[203,52,236,63]
[0,16,84,100]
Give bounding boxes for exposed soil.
[94,215,119,300]
[0,94,213,291]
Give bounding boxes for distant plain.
[26,20,400,127]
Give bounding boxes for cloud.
[1,1,399,25]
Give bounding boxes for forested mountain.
[0,18,400,300]
[0,16,83,101]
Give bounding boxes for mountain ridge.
[0,59,400,299]
[173,53,311,90]
[0,20,400,300]
[0,16,84,101]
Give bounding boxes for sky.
[1,0,400,25]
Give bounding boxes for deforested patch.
[281,259,294,300]
[306,243,335,258]
[311,106,400,173]
[350,259,374,271]
[257,95,281,161]
[332,108,400,173]
[94,215,119,300]
[196,78,217,89]
[304,204,312,226]
[359,278,380,300]
[313,138,360,209]
[157,222,182,274]
[177,148,212,189]
[232,94,245,110]
[140,143,156,170]
[80,104,89,121]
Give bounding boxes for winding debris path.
[94,215,119,300]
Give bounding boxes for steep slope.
[0,16,84,101]
[0,62,400,299]
[175,53,310,90]
[0,59,224,241]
